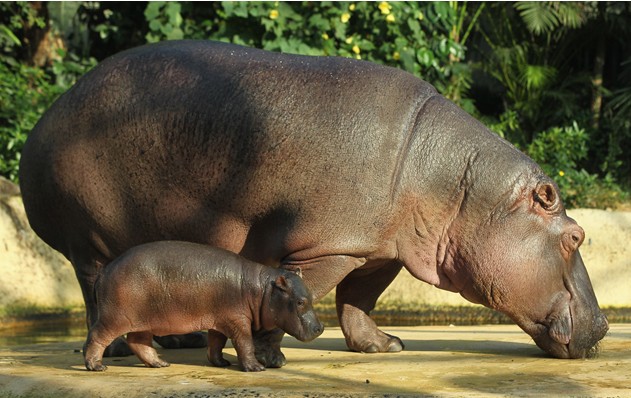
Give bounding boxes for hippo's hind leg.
[127,332,170,368]
[70,246,133,358]
[84,323,118,371]
[336,262,404,353]
[207,330,230,367]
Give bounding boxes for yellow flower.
[321,33,329,40]
[559,170,565,177]
[349,4,356,11]
[269,9,279,20]
[379,1,391,15]
[386,14,395,23]
[393,51,400,61]
[355,54,361,60]
[345,36,353,44]
[418,11,424,21]
[352,45,360,55]
[341,12,351,23]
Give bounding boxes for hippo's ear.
[288,267,303,279]
[282,264,303,278]
[533,182,560,213]
[273,275,290,293]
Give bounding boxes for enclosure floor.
[1,324,629,397]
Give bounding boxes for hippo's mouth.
[528,304,608,359]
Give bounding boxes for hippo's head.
[449,178,608,359]
[269,271,324,342]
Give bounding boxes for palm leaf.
[515,2,559,35]
[556,2,586,29]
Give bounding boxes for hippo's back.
[20,40,438,264]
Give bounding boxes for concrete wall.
[0,180,83,313]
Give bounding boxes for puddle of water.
[0,315,87,346]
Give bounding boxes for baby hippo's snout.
[299,311,324,342]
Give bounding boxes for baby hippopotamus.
[83,241,323,372]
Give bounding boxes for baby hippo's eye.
[296,298,306,308]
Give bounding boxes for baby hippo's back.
[96,241,262,336]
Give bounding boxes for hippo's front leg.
[281,254,403,353]
[253,328,286,368]
[229,322,266,372]
[336,262,405,353]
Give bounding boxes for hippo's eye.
[296,298,306,308]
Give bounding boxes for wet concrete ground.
[0,324,629,398]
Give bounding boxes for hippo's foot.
[240,358,266,372]
[146,359,170,368]
[153,332,208,349]
[253,328,286,368]
[103,336,133,357]
[255,347,286,368]
[85,360,108,371]
[351,332,404,353]
[336,262,406,354]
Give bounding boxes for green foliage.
[527,123,627,208]
[515,1,586,35]
[149,1,484,107]
[145,1,184,42]
[0,2,95,182]
[0,1,629,208]
[0,63,55,181]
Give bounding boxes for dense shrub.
[0,62,56,181]
[527,123,627,208]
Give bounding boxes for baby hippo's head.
[269,271,323,342]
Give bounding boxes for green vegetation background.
[1,1,630,209]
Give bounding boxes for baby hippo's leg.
[207,330,230,367]
[84,324,117,371]
[127,332,170,368]
[230,323,265,372]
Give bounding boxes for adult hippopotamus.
[20,40,608,364]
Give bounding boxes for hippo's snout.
[535,311,608,359]
[568,312,608,359]
[300,316,324,342]
[311,321,324,337]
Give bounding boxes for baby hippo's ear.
[282,265,303,278]
[273,275,290,293]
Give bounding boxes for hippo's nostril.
[312,323,324,336]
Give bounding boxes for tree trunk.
[21,2,65,67]
[590,3,607,131]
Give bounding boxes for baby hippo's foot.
[254,328,286,368]
[255,347,286,368]
[240,357,266,372]
[145,358,170,368]
[85,359,108,372]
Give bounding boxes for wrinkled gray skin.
[84,241,323,372]
[20,40,608,363]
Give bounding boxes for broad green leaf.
[515,2,558,35]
